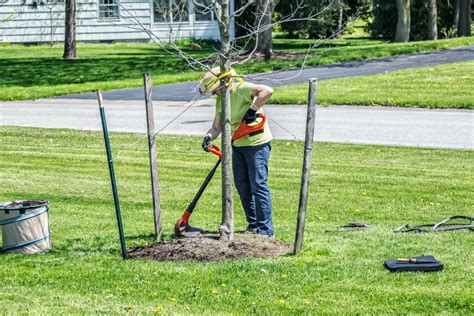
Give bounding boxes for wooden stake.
[143,74,162,239]
[294,79,318,255]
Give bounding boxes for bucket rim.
[0,200,49,211]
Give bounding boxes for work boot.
[178,225,205,238]
[244,226,257,234]
[245,229,257,234]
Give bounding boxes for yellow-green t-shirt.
[216,82,272,147]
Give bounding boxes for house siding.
[0,0,222,43]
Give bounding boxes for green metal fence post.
[97,90,128,260]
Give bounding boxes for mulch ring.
[128,233,292,262]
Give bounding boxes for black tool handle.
[186,159,222,213]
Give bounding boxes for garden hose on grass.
[394,215,474,233]
[326,216,473,234]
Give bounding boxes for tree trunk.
[49,7,54,46]
[63,0,77,59]
[453,0,460,34]
[336,1,344,39]
[256,0,274,60]
[214,0,234,240]
[395,0,411,42]
[458,0,472,37]
[427,0,438,40]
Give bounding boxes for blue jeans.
[232,142,274,236]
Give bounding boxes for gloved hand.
[243,108,257,124]
[202,135,212,152]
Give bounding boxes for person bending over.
[198,67,274,237]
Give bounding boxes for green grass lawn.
[0,127,472,314]
[273,60,474,109]
[0,36,473,101]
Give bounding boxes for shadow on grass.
[273,41,352,51]
[0,57,191,87]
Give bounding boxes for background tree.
[276,0,341,39]
[434,0,457,38]
[395,0,411,42]
[367,0,397,39]
[255,0,279,60]
[234,0,254,37]
[370,0,463,40]
[233,0,279,60]
[453,0,460,33]
[63,0,76,59]
[336,0,344,38]
[276,0,370,39]
[410,0,433,40]
[428,0,438,40]
[457,0,472,36]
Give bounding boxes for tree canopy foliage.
[253,0,474,41]
[369,0,471,41]
[275,0,371,39]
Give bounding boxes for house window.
[99,0,120,19]
[153,0,170,22]
[172,0,189,22]
[154,0,189,23]
[194,0,213,21]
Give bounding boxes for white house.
[0,0,234,43]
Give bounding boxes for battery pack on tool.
[384,255,444,272]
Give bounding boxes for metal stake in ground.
[294,78,318,255]
[143,73,162,239]
[97,90,128,260]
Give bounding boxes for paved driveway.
[59,45,474,102]
[1,99,472,150]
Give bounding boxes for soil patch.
[129,233,292,262]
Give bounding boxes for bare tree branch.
[85,0,367,240]
[231,0,255,17]
[244,9,364,84]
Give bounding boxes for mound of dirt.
[128,233,292,262]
